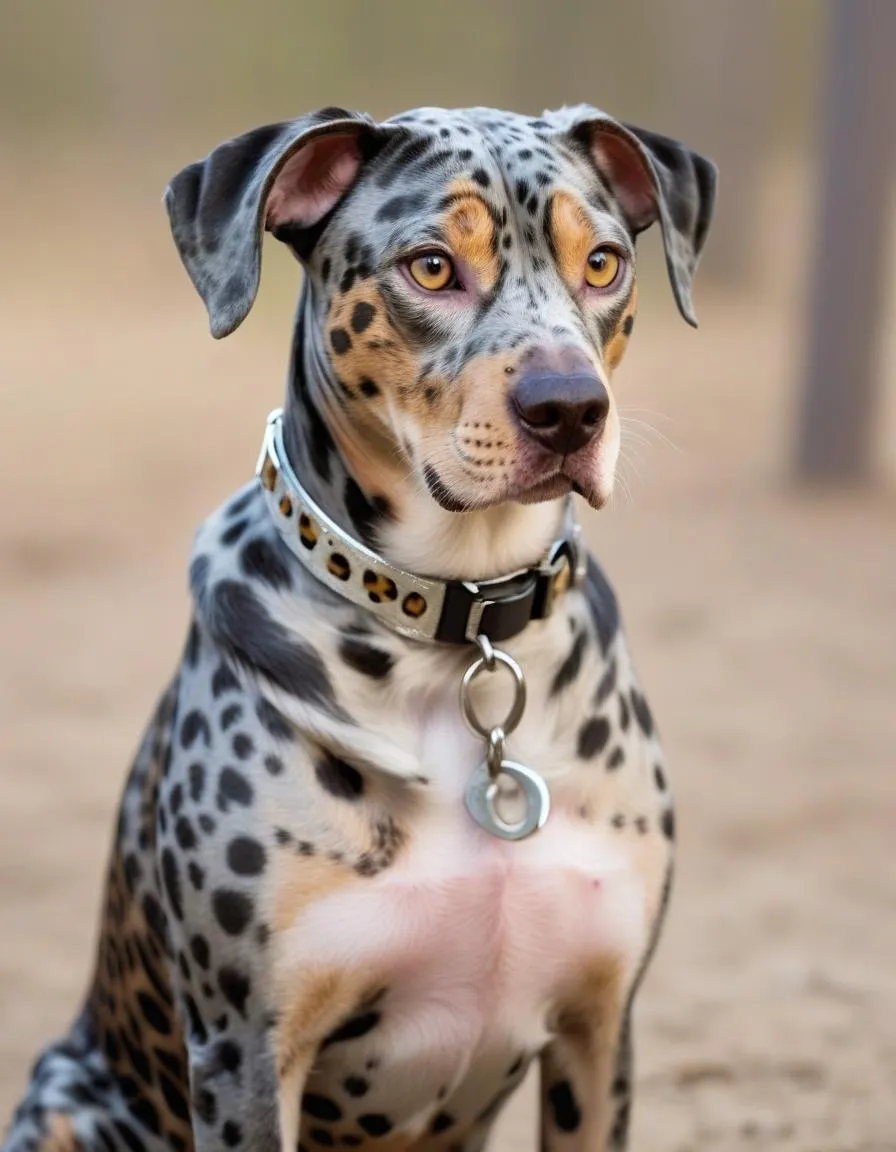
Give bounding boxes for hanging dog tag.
[464,758,551,841]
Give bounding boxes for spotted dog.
[2,103,715,1152]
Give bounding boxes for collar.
[256,409,584,645]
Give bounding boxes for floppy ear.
[164,108,383,338]
[571,117,717,326]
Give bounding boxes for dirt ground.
[1,148,894,1151]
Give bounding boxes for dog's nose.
[512,359,610,456]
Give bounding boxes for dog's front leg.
[539,966,632,1152]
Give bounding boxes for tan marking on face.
[549,189,595,290]
[604,282,639,373]
[326,284,416,403]
[441,180,499,291]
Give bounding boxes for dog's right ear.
[164,108,384,339]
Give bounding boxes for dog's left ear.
[164,108,386,339]
[570,116,717,326]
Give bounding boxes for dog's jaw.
[280,306,575,583]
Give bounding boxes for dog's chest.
[289,703,647,1130]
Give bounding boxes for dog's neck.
[280,297,567,583]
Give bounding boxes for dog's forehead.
[382,104,597,163]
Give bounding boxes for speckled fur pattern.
[2,103,715,1152]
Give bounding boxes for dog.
[2,103,715,1152]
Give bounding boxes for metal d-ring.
[459,634,550,839]
[459,644,527,741]
[464,758,551,841]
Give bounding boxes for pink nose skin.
[512,346,610,457]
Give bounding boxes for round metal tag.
[464,759,551,841]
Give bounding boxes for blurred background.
[1,1,894,1149]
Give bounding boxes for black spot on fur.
[551,631,588,697]
[181,710,211,750]
[343,1076,369,1098]
[206,581,345,714]
[339,635,394,679]
[219,767,253,807]
[607,747,625,770]
[190,934,210,970]
[159,1072,190,1122]
[359,377,380,397]
[316,751,364,800]
[623,314,635,336]
[661,808,676,840]
[376,192,426,222]
[264,753,284,776]
[220,519,248,547]
[584,555,620,654]
[195,1087,217,1125]
[344,477,393,544]
[218,966,251,1016]
[227,836,267,876]
[212,663,240,698]
[321,1010,381,1049]
[309,1130,333,1147]
[240,537,292,590]
[430,1112,454,1134]
[654,763,667,791]
[578,716,611,759]
[114,1120,148,1152]
[471,167,491,187]
[188,861,206,891]
[631,688,654,737]
[330,328,351,355]
[595,658,617,705]
[161,848,184,921]
[619,694,630,731]
[256,698,294,741]
[218,1039,242,1073]
[137,991,171,1035]
[350,302,376,334]
[305,397,337,485]
[175,816,197,851]
[184,620,201,668]
[548,1080,581,1132]
[141,892,170,950]
[212,889,253,936]
[303,1094,343,1122]
[232,732,254,760]
[357,1114,392,1137]
[220,703,242,732]
[221,1120,243,1147]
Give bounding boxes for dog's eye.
[408,252,456,292]
[585,247,621,290]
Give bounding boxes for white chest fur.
[286,699,648,1063]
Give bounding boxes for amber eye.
[585,247,621,289]
[408,252,456,292]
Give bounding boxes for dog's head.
[166,104,715,516]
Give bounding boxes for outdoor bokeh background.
[1,2,894,1149]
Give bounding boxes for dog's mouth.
[423,460,608,514]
